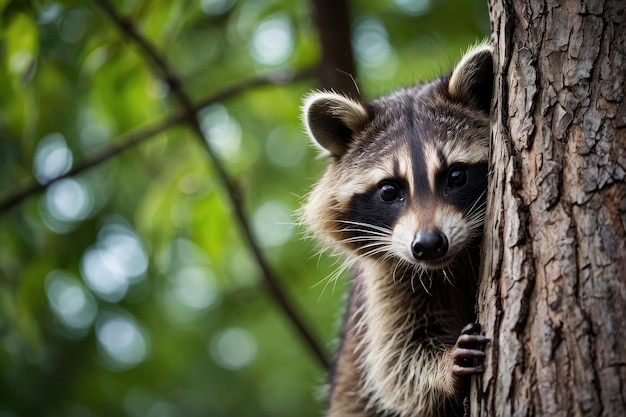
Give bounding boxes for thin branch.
[0,68,314,213]
[94,0,329,368]
[309,0,360,99]
[0,115,180,213]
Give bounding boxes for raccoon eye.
[446,165,468,189]
[378,182,400,202]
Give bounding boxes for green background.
[0,0,488,415]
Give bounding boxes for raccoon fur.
[300,44,494,417]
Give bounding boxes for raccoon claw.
[461,322,482,335]
[452,323,489,377]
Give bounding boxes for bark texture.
[475,1,626,416]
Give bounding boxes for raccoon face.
[302,44,493,272]
[343,154,489,271]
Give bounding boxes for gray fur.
[301,43,493,417]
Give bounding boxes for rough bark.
[474,1,626,416]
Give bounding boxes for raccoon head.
[301,44,493,273]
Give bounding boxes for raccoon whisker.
[332,262,354,282]
[308,250,346,295]
[360,244,390,254]
[408,268,416,292]
[309,249,343,267]
[313,255,360,300]
[324,266,348,297]
[462,248,479,283]
[342,226,388,233]
[334,235,394,253]
[309,243,346,262]
[410,267,434,296]
[360,244,393,259]
[469,227,485,242]
[311,261,344,290]
[337,241,394,258]
[467,210,486,223]
[466,206,486,224]
[467,216,486,233]
[465,201,487,232]
[472,207,487,218]
[391,259,403,283]
[465,190,487,215]
[441,268,449,284]
[316,276,335,301]
[337,219,392,231]
[338,235,390,244]
[426,270,435,291]
[412,269,423,294]
[467,217,486,239]
[468,214,486,229]
[442,267,456,287]
[337,220,393,236]
[339,228,391,239]
[312,264,341,294]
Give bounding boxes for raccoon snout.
[411,229,449,261]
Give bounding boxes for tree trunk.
[475,1,626,416]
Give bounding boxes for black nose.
[411,229,449,260]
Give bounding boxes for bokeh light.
[252,200,294,248]
[200,104,242,160]
[170,265,218,310]
[39,177,94,234]
[81,217,148,303]
[57,7,88,44]
[38,3,63,24]
[79,121,110,151]
[33,132,73,184]
[210,327,257,370]
[265,125,307,168]
[46,178,92,220]
[45,270,98,339]
[200,0,235,16]
[394,0,431,16]
[96,309,150,371]
[353,17,398,79]
[249,14,294,66]
[158,239,220,324]
[160,265,220,324]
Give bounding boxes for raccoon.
[300,44,493,417]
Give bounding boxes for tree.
[475,0,626,416]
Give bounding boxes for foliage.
[0,0,487,415]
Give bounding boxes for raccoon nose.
[412,229,449,260]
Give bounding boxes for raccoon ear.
[302,91,370,158]
[448,43,494,114]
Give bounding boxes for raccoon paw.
[451,323,489,377]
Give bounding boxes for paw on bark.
[451,323,489,377]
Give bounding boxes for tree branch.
[309,0,360,99]
[0,68,314,213]
[94,0,329,368]
[0,115,177,213]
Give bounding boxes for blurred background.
[0,0,488,416]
